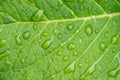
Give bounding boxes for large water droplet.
[108,65,120,77]
[0,39,6,47]
[64,62,75,74]
[84,24,93,36]
[67,23,74,31]
[15,35,22,45]
[67,43,76,50]
[23,31,30,40]
[99,42,107,51]
[41,37,53,49]
[32,10,44,21]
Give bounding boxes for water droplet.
[15,35,22,45]
[63,56,68,61]
[42,32,48,37]
[21,59,25,64]
[112,48,116,53]
[79,34,83,38]
[23,31,30,40]
[32,10,44,21]
[79,5,84,10]
[86,65,96,75]
[4,60,11,66]
[33,24,38,30]
[25,76,32,80]
[78,63,83,68]
[67,23,74,31]
[0,39,6,47]
[64,62,75,74]
[73,51,78,56]
[111,35,118,44]
[67,43,76,50]
[53,29,57,35]
[86,59,89,63]
[41,37,53,49]
[99,42,107,51]
[108,65,120,77]
[57,51,62,56]
[78,0,84,2]
[95,29,99,33]
[57,33,62,39]
[84,23,93,36]
[104,31,108,38]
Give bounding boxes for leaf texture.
[0,0,120,80]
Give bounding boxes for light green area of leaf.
[0,0,120,80]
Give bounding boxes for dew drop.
[23,31,30,40]
[33,24,38,30]
[86,65,96,75]
[25,76,32,80]
[104,31,108,38]
[79,34,83,38]
[67,43,76,50]
[73,51,78,56]
[41,37,53,49]
[67,23,74,31]
[57,51,62,56]
[112,48,116,53]
[111,32,120,45]
[95,29,99,33]
[84,24,93,36]
[63,56,68,61]
[15,35,22,45]
[21,59,25,64]
[57,33,62,39]
[32,10,44,21]
[42,32,48,37]
[53,28,57,34]
[99,42,107,51]
[108,65,120,77]
[64,62,75,74]
[0,39,6,47]
[78,63,83,68]
[4,60,11,66]
[79,5,84,10]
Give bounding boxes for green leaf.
[0,0,120,80]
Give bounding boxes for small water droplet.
[84,23,93,36]
[111,32,120,44]
[64,62,75,74]
[21,59,25,64]
[53,28,58,34]
[25,76,32,80]
[33,24,38,30]
[112,48,116,53]
[78,0,84,2]
[57,51,62,56]
[32,10,44,21]
[57,33,62,39]
[42,32,48,37]
[23,31,30,40]
[0,39,6,47]
[79,34,83,38]
[79,5,84,10]
[67,43,76,50]
[99,42,107,51]
[4,60,11,66]
[86,65,96,75]
[15,35,22,45]
[86,59,89,63]
[78,63,83,68]
[63,56,68,61]
[95,29,99,33]
[41,37,53,49]
[73,51,78,56]
[104,31,108,38]
[67,23,74,31]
